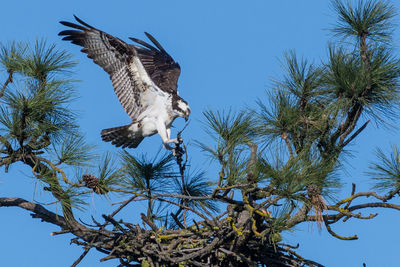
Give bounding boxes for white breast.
[135,85,174,136]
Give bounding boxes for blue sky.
[1,0,400,266]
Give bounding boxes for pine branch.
[20,153,82,229]
[341,119,370,148]
[0,69,13,97]
[0,197,68,228]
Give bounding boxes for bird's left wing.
[59,16,152,119]
[129,33,181,94]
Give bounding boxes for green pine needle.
[331,0,396,43]
[96,152,124,190]
[0,40,78,147]
[324,45,400,121]
[120,149,177,192]
[198,109,256,161]
[0,39,76,80]
[54,133,95,166]
[172,168,219,213]
[368,145,400,192]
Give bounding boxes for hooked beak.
[185,108,191,121]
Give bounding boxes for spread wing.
[59,16,155,120]
[129,33,181,94]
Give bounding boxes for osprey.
[59,16,190,150]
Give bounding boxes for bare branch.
[0,197,68,229]
[0,69,13,97]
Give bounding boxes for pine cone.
[307,184,327,229]
[307,184,321,197]
[82,174,101,194]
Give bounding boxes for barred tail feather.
[101,124,143,148]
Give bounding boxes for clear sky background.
[1,0,400,266]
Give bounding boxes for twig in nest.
[71,247,91,267]
[78,218,98,228]
[171,212,185,229]
[102,215,127,233]
[140,213,158,231]
[50,230,70,236]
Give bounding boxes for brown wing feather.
[129,34,181,94]
[59,16,145,119]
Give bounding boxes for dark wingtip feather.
[129,37,157,51]
[61,36,74,41]
[144,32,166,53]
[59,30,81,37]
[59,21,87,31]
[73,15,95,29]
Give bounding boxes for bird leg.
[167,129,179,143]
[156,120,179,151]
[166,128,172,141]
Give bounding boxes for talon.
[170,138,179,144]
[163,143,173,150]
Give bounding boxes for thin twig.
[71,247,91,267]
[341,120,370,148]
[0,69,13,97]
[141,213,158,232]
[110,195,138,217]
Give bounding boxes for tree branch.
[0,197,68,229]
[0,69,13,98]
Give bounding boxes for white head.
[173,96,190,121]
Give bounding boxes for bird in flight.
[59,16,190,151]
